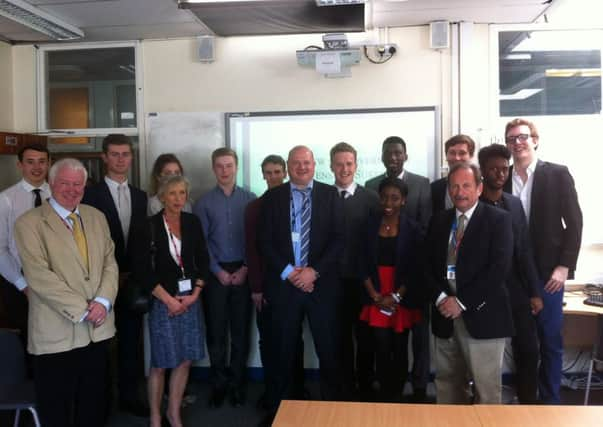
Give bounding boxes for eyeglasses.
[505,134,530,144]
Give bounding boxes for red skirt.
[359,266,422,333]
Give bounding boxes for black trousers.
[339,278,363,394]
[409,306,431,392]
[256,301,305,397]
[511,304,539,404]
[203,266,252,391]
[267,282,343,410]
[114,293,144,404]
[33,340,109,427]
[357,322,409,400]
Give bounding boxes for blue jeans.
[536,283,564,404]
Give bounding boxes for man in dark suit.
[82,134,148,416]
[365,136,432,230]
[259,146,344,422]
[426,162,514,404]
[329,142,380,398]
[503,118,583,404]
[479,144,543,404]
[431,134,475,215]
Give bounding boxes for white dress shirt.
[104,176,131,243]
[335,182,358,199]
[511,157,538,222]
[0,179,50,290]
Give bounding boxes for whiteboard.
[226,107,440,196]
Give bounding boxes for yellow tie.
[68,213,89,271]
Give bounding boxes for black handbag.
[122,219,156,314]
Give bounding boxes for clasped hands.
[372,293,398,313]
[437,296,463,319]
[85,300,107,328]
[167,279,204,317]
[216,266,248,287]
[288,267,318,293]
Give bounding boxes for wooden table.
[273,401,603,427]
[562,289,603,348]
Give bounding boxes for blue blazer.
[360,211,425,308]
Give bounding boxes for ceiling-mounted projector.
[296,33,360,78]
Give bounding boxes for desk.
[562,290,603,348]
[273,401,603,427]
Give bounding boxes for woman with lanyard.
[131,174,209,427]
[357,177,425,402]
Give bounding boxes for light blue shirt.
[48,198,111,320]
[280,181,314,280]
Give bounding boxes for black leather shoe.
[208,388,226,408]
[230,389,246,407]
[119,401,150,418]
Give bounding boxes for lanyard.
[163,215,185,278]
[450,217,463,255]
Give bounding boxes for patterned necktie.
[32,189,42,207]
[296,189,311,267]
[117,184,131,245]
[447,214,467,266]
[68,212,89,271]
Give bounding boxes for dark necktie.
[340,190,347,199]
[32,189,42,207]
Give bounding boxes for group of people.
[0,117,582,427]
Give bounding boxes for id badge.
[178,278,192,293]
[291,232,300,243]
[446,265,456,280]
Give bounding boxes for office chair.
[0,329,40,427]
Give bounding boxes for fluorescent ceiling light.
[316,0,365,5]
[504,53,531,61]
[0,0,83,40]
[499,89,542,101]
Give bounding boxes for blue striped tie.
[298,189,311,267]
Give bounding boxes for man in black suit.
[431,134,475,214]
[503,118,583,404]
[82,134,148,416]
[426,162,514,404]
[365,136,432,230]
[329,142,380,398]
[259,146,344,421]
[479,144,543,404]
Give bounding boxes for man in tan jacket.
[15,158,118,427]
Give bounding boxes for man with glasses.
[503,118,583,404]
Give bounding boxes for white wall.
[0,42,13,131]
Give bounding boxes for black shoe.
[119,401,150,418]
[230,389,246,407]
[411,388,427,403]
[208,388,226,408]
[256,392,269,410]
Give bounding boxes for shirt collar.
[335,181,357,196]
[456,201,478,222]
[290,180,314,192]
[48,197,80,220]
[104,175,128,188]
[20,179,49,193]
[397,170,405,180]
[512,157,538,179]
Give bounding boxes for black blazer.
[130,211,209,296]
[258,181,344,300]
[82,181,147,272]
[503,160,583,279]
[360,211,424,308]
[431,177,448,215]
[425,202,514,339]
[481,193,540,308]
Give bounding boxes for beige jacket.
[14,202,118,355]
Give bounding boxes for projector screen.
[226,107,440,196]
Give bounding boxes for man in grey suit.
[365,136,432,230]
[365,135,432,401]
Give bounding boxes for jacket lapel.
[42,204,88,273]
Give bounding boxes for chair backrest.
[0,329,26,386]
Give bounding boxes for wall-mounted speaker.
[198,35,215,63]
[430,21,450,49]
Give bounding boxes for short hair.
[330,142,357,163]
[212,147,238,166]
[151,153,184,195]
[102,134,133,154]
[156,175,190,202]
[504,118,539,142]
[261,154,286,172]
[382,136,407,153]
[48,158,88,184]
[448,162,482,187]
[17,143,50,162]
[378,177,409,198]
[287,145,314,161]
[445,134,476,157]
[478,144,511,170]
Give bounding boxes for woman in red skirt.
[357,177,425,402]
